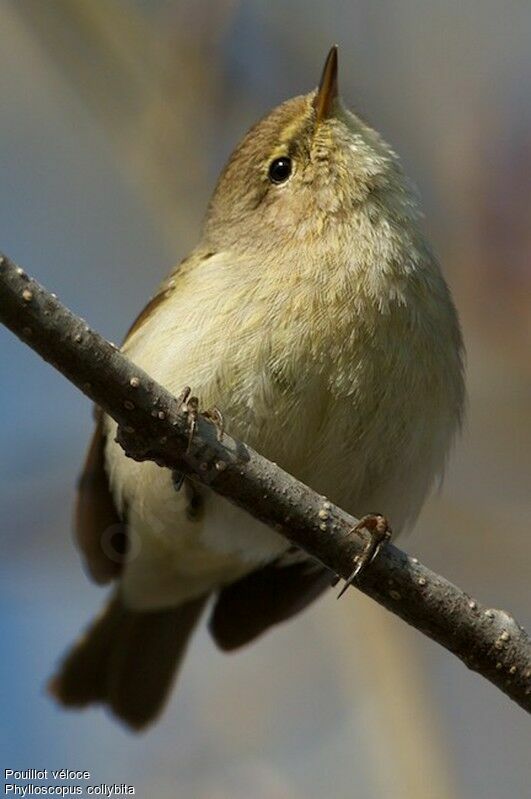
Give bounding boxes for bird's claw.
[176,386,224,454]
[337,514,392,598]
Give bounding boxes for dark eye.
[268,156,292,184]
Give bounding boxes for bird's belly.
[106,368,425,611]
[104,417,289,609]
[106,284,458,609]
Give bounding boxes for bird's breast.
[116,246,462,539]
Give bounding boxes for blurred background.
[0,1,530,797]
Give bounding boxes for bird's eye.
[268,157,292,184]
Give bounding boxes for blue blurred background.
[1,2,530,797]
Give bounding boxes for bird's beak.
[313,45,339,123]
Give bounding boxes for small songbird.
[50,47,465,729]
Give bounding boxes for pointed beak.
[313,45,339,123]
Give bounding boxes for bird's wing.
[74,252,201,584]
[209,554,336,650]
[75,408,125,584]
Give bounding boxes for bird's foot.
[337,514,392,598]
[176,386,224,452]
[172,388,224,491]
[176,386,199,453]
[171,387,198,491]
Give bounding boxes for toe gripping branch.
[171,386,224,491]
[337,514,392,598]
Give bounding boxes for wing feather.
[75,410,125,584]
[75,249,215,584]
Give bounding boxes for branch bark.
[0,252,529,713]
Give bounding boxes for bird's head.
[204,46,417,259]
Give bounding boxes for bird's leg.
[337,514,392,598]
[184,478,204,521]
[176,386,224,447]
[172,470,186,491]
[172,388,225,491]
[184,396,200,453]
[171,386,199,490]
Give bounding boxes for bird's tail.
[48,593,207,730]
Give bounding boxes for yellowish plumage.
[50,51,465,729]
[104,91,464,610]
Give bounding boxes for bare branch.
[0,252,529,713]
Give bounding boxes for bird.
[49,46,465,730]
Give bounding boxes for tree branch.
[0,252,529,713]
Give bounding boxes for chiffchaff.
[50,47,464,729]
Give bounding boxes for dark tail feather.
[49,594,207,730]
[209,559,334,651]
